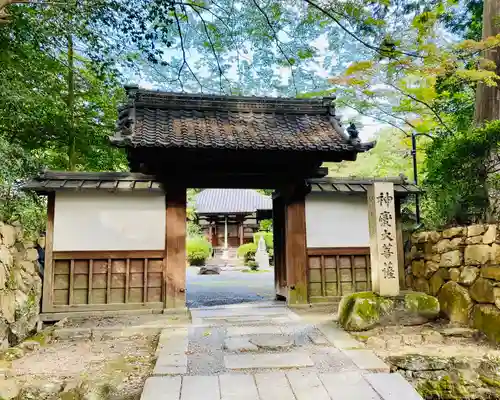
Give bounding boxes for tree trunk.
[475,0,500,220]
[474,0,500,123]
[67,34,76,171]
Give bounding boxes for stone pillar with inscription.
[367,182,400,296]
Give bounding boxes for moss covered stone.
[337,292,394,331]
[472,304,500,343]
[416,376,470,399]
[469,277,495,303]
[404,292,440,320]
[438,281,473,324]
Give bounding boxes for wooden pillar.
[239,219,244,246]
[284,186,308,305]
[273,195,287,300]
[164,187,187,309]
[42,192,55,313]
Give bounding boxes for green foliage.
[258,219,273,232]
[423,120,500,227]
[253,231,273,250]
[186,237,212,266]
[247,261,259,271]
[237,242,257,265]
[327,128,418,180]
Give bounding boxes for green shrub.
[259,219,273,232]
[253,231,273,250]
[247,261,259,271]
[237,242,257,265]
[187,237,212,266]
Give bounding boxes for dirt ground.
[349,319,500,359]
[10,334,158,399]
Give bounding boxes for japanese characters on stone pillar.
[367,182,400,296]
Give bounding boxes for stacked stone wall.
[408,224,500,342]
[0,221,42,348]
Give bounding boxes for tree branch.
[188,4,230,93]
[386,82,454,135]
[303,0,422,59]
[337,99,412,137]
[251,0,297,94]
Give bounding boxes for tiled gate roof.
[111,88,375,154]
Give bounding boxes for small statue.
[255,235,270,269]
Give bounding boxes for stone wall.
[407,224,500,342]
[0,221,42,348]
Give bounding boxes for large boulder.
[481,266,500,281]
[0,379,20,399]
[464,245,491,265]
[440,250,462,267]
[469,277,495,303]
[337,292,394,331]
[404,292,440,322]
[387,354,449,371]
[468,224,486,237]
[429,270,445,296]
[482,225,497,244]
[472,304,500,343]
[442,227,465,239]
[0,246,13,268]
[438,281,473,324]
[411,260,425,278]
[338,291,440,331]
[0,225,16,248]
[458,266,479,286]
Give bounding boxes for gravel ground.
[186,267,275,308]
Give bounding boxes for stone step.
[225,352,315,370]
[286,371,331,400]
[364,373,423,400]
[319,371,381,399]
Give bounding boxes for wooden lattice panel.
[50,251,164,312]
[307,248,371,303]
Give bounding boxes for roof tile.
[112,89,374,153]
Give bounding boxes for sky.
[132,31,385,142]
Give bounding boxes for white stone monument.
[255,235,270,269]
[367,182,400,296]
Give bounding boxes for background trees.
[1,0,499,231]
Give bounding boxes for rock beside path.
[199,266,221,275]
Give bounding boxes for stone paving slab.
[341,350,390,373]
[254,372,295,400]
[224,337,258,352]
[156,328,188,357]
[316,324,364,350]
[225,352,315,370]
[181,376,220,400]
[365,373,423,400]
[226,326,282,337]
[319,371,381,399]
[307,331,330,346]
[141,376,181,400]
[219,374,260,400]
[286,371,330,400]
[153,353,187,376]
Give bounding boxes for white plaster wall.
[53,192,166,251]
[305,192,369,248]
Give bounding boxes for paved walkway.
[141,302,423,400]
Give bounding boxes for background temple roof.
[112,88,374,154]
[193,188,272,215]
